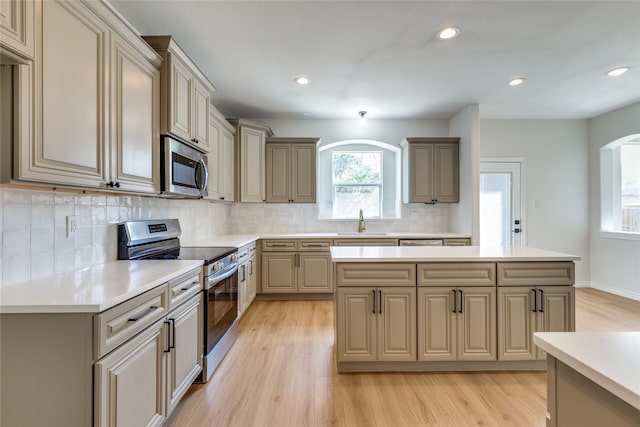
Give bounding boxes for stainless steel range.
[117,219,239,382]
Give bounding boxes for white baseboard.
[586,281,640,302]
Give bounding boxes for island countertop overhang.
[329,245,581,262]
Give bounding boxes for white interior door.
[480,161,524,247]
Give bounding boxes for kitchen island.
[330,246,580,372]
[534,332,640,427]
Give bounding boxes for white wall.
[479,120,590,283]
[588,102,640,300]
[448,105,479,241]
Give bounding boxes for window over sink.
[318,139,400,219]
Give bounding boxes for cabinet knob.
[191,138,199,144]
[220,197,225,200]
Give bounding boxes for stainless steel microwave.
[161,135,208,198]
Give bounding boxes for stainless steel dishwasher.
[399,239,444,246]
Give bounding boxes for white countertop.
[329,246,580,262]
[534,332,640,410]
[181,232,470,248]
[0,260,203,314]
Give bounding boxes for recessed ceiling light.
[508,77,526,86]
[358,110,367,124]
[437,26,460,40]
[606,67,629,77]
[295,76,310,85]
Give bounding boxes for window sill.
[600,231,640,241]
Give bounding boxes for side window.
[601,135,640,234]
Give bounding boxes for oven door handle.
[207,264,238,288]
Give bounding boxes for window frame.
[331,150,383,218]
[600,134,640,241]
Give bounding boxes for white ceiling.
[109,0,640,120]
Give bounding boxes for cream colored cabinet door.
[433,143,459,203]
[497,287,537,361]
[110,34,159,193]
[409,143,435,203]
[336,287,376,362]
[94,318,165,427]
[265,143,291,203]
[247,255,257,304]
[536,286,575,359]
[298,253,332,293]
[237,261,249,315]
[291,143,316,203]
[0,0,35,59]
[377,287,417,362]
[418,287,457,361]
[261,253,296,293]
[220,127,235,201]
[206,115,222,198]
[240,126,266,202]
[168,54,191,143]
[192,79,209,150]
[458,286,497,361]
[166,295,202,414]
[20,0,109,187]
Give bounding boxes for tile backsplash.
[1,187,447,287]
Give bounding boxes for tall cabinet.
[265,137,319,203]
[206,106,236,202]
[8,0,162,193]
[228,119,273,203]
[402,137,459,203]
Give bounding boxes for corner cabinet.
[205,106,236,202]
[14,0,161,193]
[402,137,459,203]
[265,137,319,203]
[143,36,214,152]
[228,119,273,203]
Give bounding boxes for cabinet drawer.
[94,285,169,359]
[336,263,415,287]
[443,238,471,246]
[417,263,496,286]
[168,268,202,309]
[497,262,575,286]
[262,239,297,251]
[298,239,332,251]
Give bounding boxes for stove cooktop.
[178,246,237,264]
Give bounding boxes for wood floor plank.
[165,288,640,427]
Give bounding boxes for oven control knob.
[213,262,223,272]
[229,254,237,262]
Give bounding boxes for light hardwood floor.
[166,288,640,427]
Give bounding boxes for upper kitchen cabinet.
[0,0,35,60]
[205,106,235,202]
[402,137,459,203]
[143,36,214,153]
[228,118,273,203]
[14,0,162,193]
[265,137,319,203]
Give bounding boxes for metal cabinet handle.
[532,289,537,312]
[181,281,199,292]
[372,290,376,314]
[128,305,158,322]
[249,259,253,275]
[163,321,171,353]
[379,290,382,314]
[458,290,463,314]
[452,289,457,313]
[538,289,544,313]
[169,318,176,349]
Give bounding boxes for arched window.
[601,134,640,235]
[318,139,400,219]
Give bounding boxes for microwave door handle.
[200,159,208,193]
[193,158,208,194]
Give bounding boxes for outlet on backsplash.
[66,216,79,237]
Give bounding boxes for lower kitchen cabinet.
[238,241,257,317]
[336,287,416,362]
[498,286,575,361]
[418,286,497,361]
[94,318,166,427]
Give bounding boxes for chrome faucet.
[358,209,366,233]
